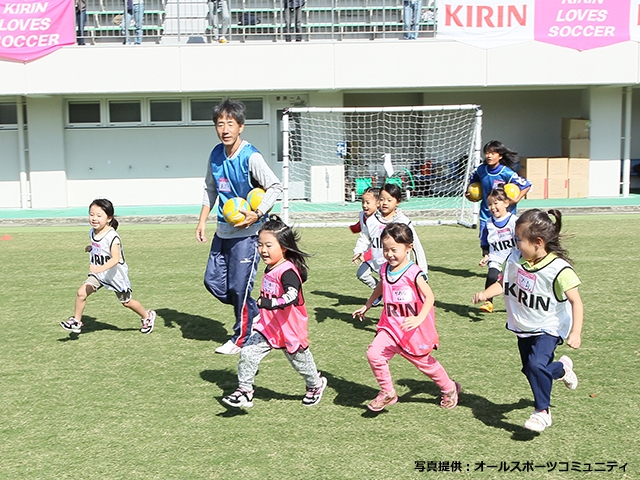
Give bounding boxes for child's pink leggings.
[367,330,455,394]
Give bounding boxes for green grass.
[0,216,637,479]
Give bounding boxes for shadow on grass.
[429,264,485,279]
[311,290,369,307]
[397,378,538,440]
[436,300,489,322]
[200,368,305,417]
[57,315,138,341]
[313,306,377,332]
[158,308,229,343]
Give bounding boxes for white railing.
[77,0,436,44]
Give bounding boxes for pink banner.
[0,0,75,62]
[534,0,630,50]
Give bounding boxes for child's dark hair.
[483,140,518,170]
[382,182,402,203]
[89,198,119,230]
[516,209,571,262]
[212,98,246,126]
[380,222,413,246]
[363,187,380,200]
[259,215,311,282]
[487,183,510,203]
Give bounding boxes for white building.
[1,12,639,209]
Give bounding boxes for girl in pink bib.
[223,215,327,409]
[353,223,460,412]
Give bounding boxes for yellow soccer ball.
[504,183,521,201]
[467,182,482,202]
[222,197,250,225]
[246,187,266,211]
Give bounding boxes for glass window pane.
[191,99,220,122]
[242,99,263,120]
[0,103,18,125]
[69,102,100,124]
[150,100,182,122]
[109,101,141,123]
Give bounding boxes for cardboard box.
[525,176,547,199]
[568,157,590,179]
[562,118,590,139]
[561,139,590,158]
[547,157,569,199]
[519,157,548,178]
[568,177,589,198]
[547,178,568,199]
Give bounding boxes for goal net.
[281,105,482,227]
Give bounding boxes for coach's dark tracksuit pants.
[204,234,260,347]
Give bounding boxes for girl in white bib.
[353,223,459,412]
[59,199,156,335]
[473,209,584,432]
[477,184,518,314]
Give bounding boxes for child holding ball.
[222,215,327,409]
[466,140,530,257]
[473,209,584,432]
[353,223,459,412]
[60,198,156,335]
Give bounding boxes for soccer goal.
[281,105,482,227]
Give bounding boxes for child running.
[466,140,530,258]
[353,223,459,412]
[350,187,380,291]
[472,209,584,432]
[353,182,428,289]
[60,198,156,335]
[222,215,327,409]
[477,184,518,313]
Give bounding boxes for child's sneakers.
[60,317,82,333]
[367,389,398,412]
[140,310,156,334]
[222,388,254,408]
[558,355,578,390]
[440,381,461,409]
[524,408,552,432]
[302,374,327,406]
[479,301,494,313]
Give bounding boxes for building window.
[150,100,182,123]
[109,101,141,123]
[68,102,101,124]
[242,99,263,120]
[0,103,18,125]
[191,99,220,122]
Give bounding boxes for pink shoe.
[440,382,461,409]
[368,390,398,412]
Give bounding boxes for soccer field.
[0,214,637,479]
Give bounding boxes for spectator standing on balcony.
[122,0,145,45]
[403,0,421,40]
[283,0,304,42]
[208,0,230,44]
[75,0,86,45]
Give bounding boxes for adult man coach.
[196,99,282,354]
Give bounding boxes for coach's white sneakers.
[215,339,241,355]
[558,355,578,390]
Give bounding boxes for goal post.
[281,105,482,227]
